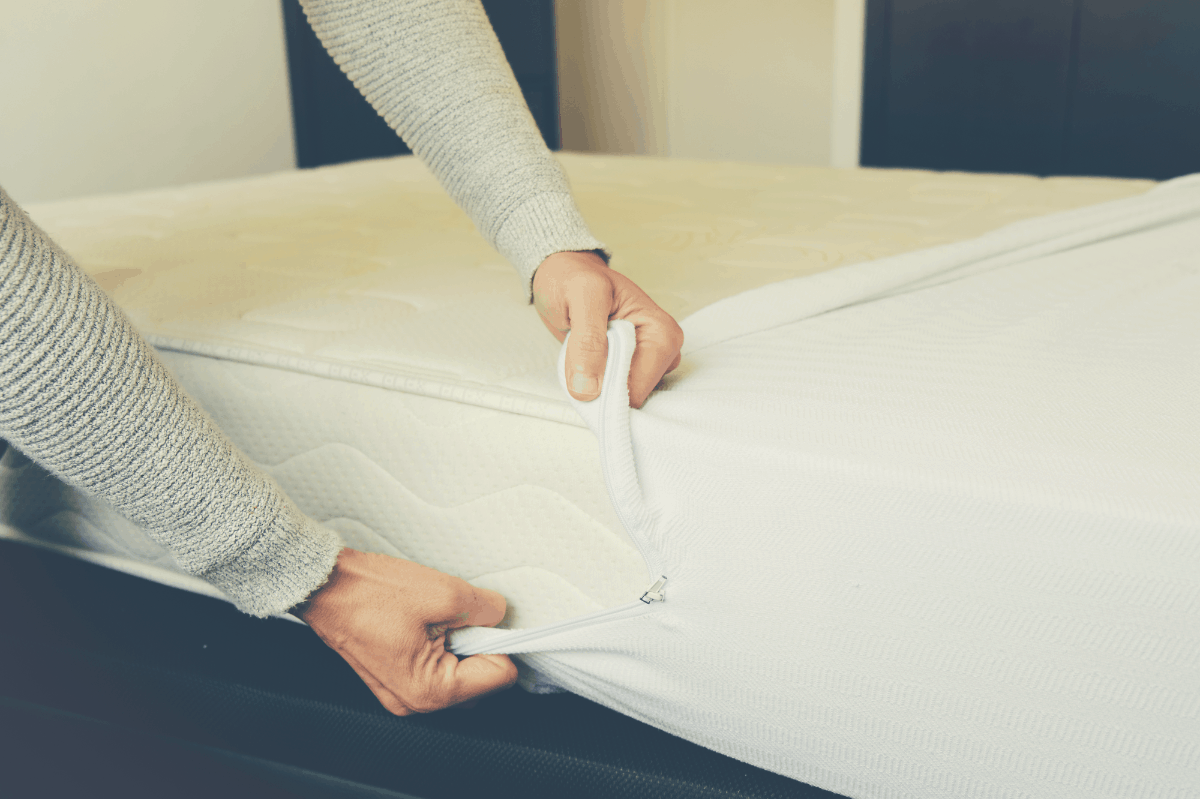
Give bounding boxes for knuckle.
[454,578,485,609]
[569,268,611,291]
[653,328,685,357]
[652,315,684,348]
[432,575,465,608]
[668,321,685,348]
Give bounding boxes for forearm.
[0,185,341,617]
[298,0,607,299]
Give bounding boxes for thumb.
[445,652,519,705]
[565,307,610,402]
[438,583,518,705]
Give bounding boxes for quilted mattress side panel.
[0,351,648,630]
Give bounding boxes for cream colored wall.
[556,0,865,167]
[0,1,296,204]
[557,0,671,156]
[830,0,866,168]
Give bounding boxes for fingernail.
[571,372,600,396]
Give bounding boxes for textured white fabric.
[0,352,648,631]
[449,175,1200,798]
[7,156,1153,636]
[8,155,1187,794]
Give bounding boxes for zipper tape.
[448,321,668,657]
[449,592,660,657]
[559,320,661,579]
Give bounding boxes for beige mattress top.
[25,154,1154,406]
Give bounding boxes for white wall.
[557,0,865,167]
[0,1,865,206]
[0,1,296,205]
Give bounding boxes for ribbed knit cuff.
[493,192,611,303]
[200,509,342,618]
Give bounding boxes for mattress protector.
[3,154,1153,631]
[456,173,1200,798]
[4,154,1190,797]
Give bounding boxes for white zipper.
[640,575,668,603]
[452,575,668,657]
[452,324,668,659]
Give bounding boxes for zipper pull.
[640,576,668,603]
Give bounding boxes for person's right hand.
[292,548,518,715]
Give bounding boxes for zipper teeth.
[453,598,649,657]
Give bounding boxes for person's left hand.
[533,251,683,409]
[292,548,517,716]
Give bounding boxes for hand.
[533,251,684,409]
[292,548,518,715]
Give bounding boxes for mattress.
[1,154,1153,633]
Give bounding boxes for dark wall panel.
[862,0,1200,179]
[864,0,1076,174]
[1067,0,1200,180]
[481,0,559,145]
[282,0,560,169]
[282,0,411,168]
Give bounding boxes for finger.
[627,316,685,409]
[430,583,507,636]
[665,350,682,374]
[462,585,507,628]
[564,279,614,402]
[443,652,519,707]
[533,288,570,344]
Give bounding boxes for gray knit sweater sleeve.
[299,0,609,299]
[0,186,341,617]
[0,1,602,618]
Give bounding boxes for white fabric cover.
[0,352,647,629]
[449,175,1200,799]
[3,156,1191,797]
[5,155,1152,634]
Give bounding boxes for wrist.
[574,248,610,265]
[539,249,609,269]
[533,249,609,291]
[290,546,357,622]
